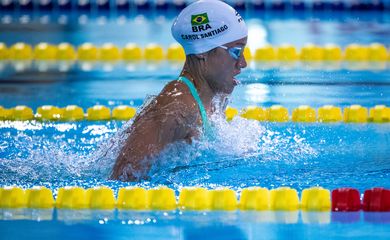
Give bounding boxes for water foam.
[0,113,316,186]
[147,112,317,186]
[0,121,126,183]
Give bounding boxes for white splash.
[0,112,316,184]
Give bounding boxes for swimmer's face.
[204,37,248,94]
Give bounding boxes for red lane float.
[331,188,361,211]
[363,188,390,212]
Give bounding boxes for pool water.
[1,7,390,240]
[1,211,390,239]
[1,116,390,190]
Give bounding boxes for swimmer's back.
[111,79,203,180]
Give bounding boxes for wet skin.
[111,37,247,181]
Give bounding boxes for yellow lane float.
[78,43,99,61]
[344,44,368,61]
[318,105,342,122]
[61,105,85,121]
[34,43,57,60]
[12,105,34,121]
[367,43,388,61]
[267,105,289,122]
[343,105,368,123]
[369,105,390,123]
[166,43,185,61]
[144,43,164,61]
[276,44,298,61]
[100,43,121,61]
[148,186,176,210]
[87,105,111,121]
[225,106,239,122]
[254,45,276,61]
[210,188,237,211]
[122,43,142,61]
[240,106,267,121]
[117,187,149,210]
[57,42,77,60]
[323,44,342,61]
[86,186,116,210]
[36,105,62,121]
[239,187,270,210]
[0,186,26,208]
[0,43,9,59]
[112,105,137,120]
[178,187,210,210]
[9,42,33,60]
[56,186,88,209]
[301,187,331,211]
[292,105,316,123]
[300,44,324,61]
[26,186,54,209]
[270,187,299,211]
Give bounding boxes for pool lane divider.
[1,104,390,123]
[0,42,389,62]
[0,186,390,212]
[0,0,389,12]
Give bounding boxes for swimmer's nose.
[238,54,247,69]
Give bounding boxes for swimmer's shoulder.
[157,80,199,109]
[149,80,199,126]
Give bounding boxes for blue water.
[1,9,390,240]
[1,118,390,189]
[1,211,390,239]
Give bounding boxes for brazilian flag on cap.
[191,13,209,26]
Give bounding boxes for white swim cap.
[171,0,248,55]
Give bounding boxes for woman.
[111,0,248,181]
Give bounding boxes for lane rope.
[1,104,389,123]
[0,186,389,212]
[0,42,389,62]
[0,0,389,12]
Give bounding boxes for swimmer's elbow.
[109,170,137,182]
[111,153,152,182]
[110,164,149,182]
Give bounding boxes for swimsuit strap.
[178,76,212,135]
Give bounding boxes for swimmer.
[111,0,248,181]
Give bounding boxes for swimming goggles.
[218,45,244,60]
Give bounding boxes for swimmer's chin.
[233,77,240,86]
[225,78,239,94]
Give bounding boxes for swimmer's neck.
[180,69,215,114]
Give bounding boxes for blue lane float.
[58,0,72,11]
[135,0,152,11]
[38,0,54,11]
[292,0,305,11]
[116,0,130,12]
[76,0,92,12]
[0,0,16,11]
[249,0,265,10]
[97,0,111,11]
[19,0,34,11]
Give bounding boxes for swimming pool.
[1,1,390,239]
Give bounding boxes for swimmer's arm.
[110,107,195,181]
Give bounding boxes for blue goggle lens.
[228,47,243,60]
